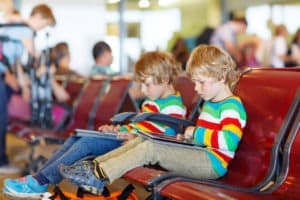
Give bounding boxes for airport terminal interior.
[0,0,300,199]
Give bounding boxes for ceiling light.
[138,0,150,8]
[107,0,120,4]
[158,0,179,7]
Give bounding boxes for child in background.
[270,24,288,68]
[4,51,186,198]
[239,38,261,69]
[51,42,79,77]
[89,41,116,78]
[59,44,247,195]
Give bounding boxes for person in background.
[285,28,300,67]
[51,42,79,77]
[239,37,261,69]
[171,37,190,70]
[210,16,248,65]
[270,24,288,68]
[89,41,116,78]
[0,4,56,173]
[0,0,22,23]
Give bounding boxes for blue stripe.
[207,151,227,176]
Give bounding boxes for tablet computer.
[74,129,125,141]
[137,130,206,150]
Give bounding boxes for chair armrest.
[132,113,194,127]
[131,113,194,133]
[110,112,138,124]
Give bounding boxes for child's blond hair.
[30,4,56,26]
[187,44,240,89]
[134,51,181,85]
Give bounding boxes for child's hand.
[117,132,137,145]
[176,134,184,141]
[4,71,19,91]
[184,126,195,139]
[98,124,120,133]
[117,132,136,140]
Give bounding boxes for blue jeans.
[0,80,9,166]
[37,136,122,184]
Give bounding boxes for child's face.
[192,74,225,102]
[140,76,169,100]
[102,51,113,66]
[33,14,51,31]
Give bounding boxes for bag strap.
[50,186,71,200]
[0,23,36,37]
[117,184,135,200]
[50,184,135,199]
[0,23,29,28]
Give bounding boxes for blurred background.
[10,0,300,75]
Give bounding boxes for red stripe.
[137,121,163,134]
[169,113,185,119]
[211,130,219,148]
[221,117,242,128]
[142,104,159,113]
[197,119,221,130]
[212,149,232,162]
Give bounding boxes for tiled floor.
[0,134,150,200]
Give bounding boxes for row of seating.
[121,67,300,199]
[7,68,300,199]
[6,76,138,171]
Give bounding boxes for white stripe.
[161,105,186,116]
[218,149,235,158]
[145,121,165,132]
[199,112,220,123]
[221,110,246,127]
[218,131,228,149]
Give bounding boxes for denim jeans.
[0,80,9,166]
[38,135,122,184]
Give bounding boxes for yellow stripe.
[223,124,242,138]
[203,129,213,146]
[208,149,228,168]
[135,123,153,132]
[143,107,152,112]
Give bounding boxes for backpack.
[50,185,139,200]
[0,23,54,129]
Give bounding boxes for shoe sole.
[3,191,41,200]
[3,186,48,200]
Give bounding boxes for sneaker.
[4,175,48,196]
[0,163,20,174]
[59,162,105,194]
[65,160,93,172]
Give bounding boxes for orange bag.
[52,185,139,200]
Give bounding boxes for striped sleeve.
[192,96,247,176]
[194,101,246,151]
[120,92,186,136]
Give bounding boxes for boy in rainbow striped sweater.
[59,44,247,195]
[4,51,186,198]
